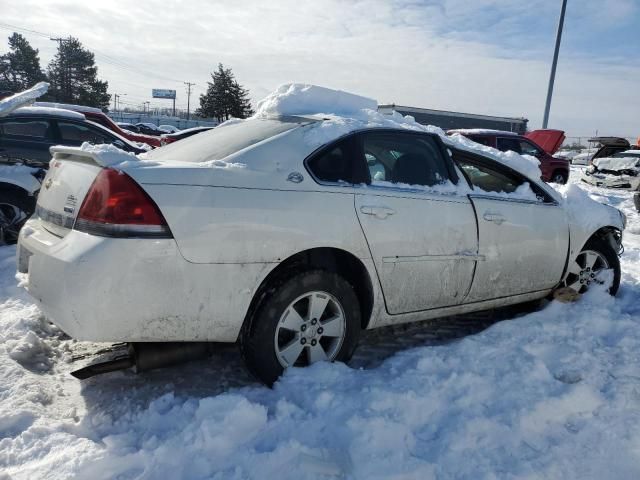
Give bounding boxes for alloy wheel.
[565,249,610,293]
[274,290,346,367]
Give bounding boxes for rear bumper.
[17,218,271,342]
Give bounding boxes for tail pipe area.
[71,342,213,379]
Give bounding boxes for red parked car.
[34,102,161,148]
[447,129,569,184]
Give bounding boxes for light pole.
[542,0,568,129]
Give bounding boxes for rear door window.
[56,121,113,144]
[360,131,453,188]
[0,118,51,139]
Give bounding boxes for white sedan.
[17,99,625,385]
[581,150,640,190]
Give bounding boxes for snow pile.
[370,178,471,195]
[49,143,144,169]
[447,133,542,180]
[592,156,640,171]
[255,83,377,117]
[0,82,49,117]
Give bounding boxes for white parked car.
[581,150,640,190]
[158,124,180,133]
[16,87,626,385]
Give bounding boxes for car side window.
[456,157,523,194]
[306,138,361,184]
[57,121,112,144]
[362,132,451,188]
[496,137,522,154]
[0,119,51,139]
[519,139,542,156]
[469,136,493,147]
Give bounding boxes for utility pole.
[184,81,196,120]
[113,93,126,114]
[542,0,568,129]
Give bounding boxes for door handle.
[483,211,506,225]
[360,205,396,219]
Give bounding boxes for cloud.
[0,0,638,138]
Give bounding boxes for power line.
[0,22,184,85]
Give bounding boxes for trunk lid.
[524,129,565,155]
[35,148,106,237]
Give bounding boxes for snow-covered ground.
[1,167,640,479]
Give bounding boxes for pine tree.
[0,33,47,93]
[47,37,110,109]
[197,64,253,122]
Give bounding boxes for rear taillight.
[74,168,172,238]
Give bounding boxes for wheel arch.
[583,225,623,256]
[242,247,376,336]
[565,225,623,282]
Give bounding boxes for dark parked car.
[34,102,161,148]
[135,123,165,136]
[0,106,146,242]
[160,126,214,145]
[1,107,146,164]
[447,129,569,184]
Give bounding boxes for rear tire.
[0,188,34,245]
[240,270,361,386]
[550,170,568,184]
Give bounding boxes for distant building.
[378,104,529,135]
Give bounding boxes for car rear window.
[144,118,301,163]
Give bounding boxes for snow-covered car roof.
[592,156,640,171]
[139,84,542,181]
[33,101,103,114]
[9,106,85,120]
[446,128,519,136]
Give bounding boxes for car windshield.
[144,117,304,163]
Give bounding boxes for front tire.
[565,236,621,296]
[240,270,361,386]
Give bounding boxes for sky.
[0,0,638,140]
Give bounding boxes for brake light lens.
[74,168,172,238]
